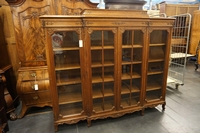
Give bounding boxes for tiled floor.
[7,61,200,133]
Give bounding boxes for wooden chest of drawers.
[16,66,52,118]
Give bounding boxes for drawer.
[22,91,51,105]
[21,80,49,94]
[19,69,48,81]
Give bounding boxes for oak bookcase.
[40,9,174,131]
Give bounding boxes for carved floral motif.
[62,6,83,15]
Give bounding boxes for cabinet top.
[40,9,175,20]
[40,9,151,19]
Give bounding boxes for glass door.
[52,30,83,116]
[146,29,168,101]
[121,30,144,108]
[90,30,116,113]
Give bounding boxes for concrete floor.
[7,61,200,133]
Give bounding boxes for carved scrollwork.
[112,22,125,26]
[45,22,54,26]
[75,22,82,25]
[148,28,153,33]
[22,10,48,24]
[57,117,86,125]
[87,28,93,34]
[141,28,146,33]
[112,29,117,33]
[47,28,55,35]
[62,6,83,15]
[168,22,174,26]
[167,29,170,33]
[83,21,93,26]
[119,27,125,33]
[145,22,153,27]
[148,22,153,26]
[75,28,81,34]
[89,108,143,122]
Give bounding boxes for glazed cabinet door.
[145,28,171,108]
[119,28,146,110]
[87,28,117,114]
[47,28,86,122]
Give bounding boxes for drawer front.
[19,69,48,81]
[22,91,51,105]
[21,80,49,94]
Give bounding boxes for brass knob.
[30,73,36,77]
[33,96,38,100]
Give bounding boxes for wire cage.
[167,13,193,89]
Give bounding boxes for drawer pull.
[30,73,36,77]
[33,96,38,100]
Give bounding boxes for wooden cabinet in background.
[159,2,199,17]
[16,66,52,118]
[40,9,174,131]
[0,74,9,133]
[189,10,200,56]
[0,10,19,120]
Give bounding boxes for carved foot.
[162,103,166,111]
[54,124,58,132]
[87,118,91,127]
[9,112,18,121]
[140,109,144,116]
[17,102,27,119]
[195,62,198,71]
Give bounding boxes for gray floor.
[7,61,200,133]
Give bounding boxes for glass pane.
[150,30,167,44]
[121,30,143,108]
[104,96,114,111]
[91,50,102,64]
[121,78,141,108]
[52,31,79,49]
[90,30,115,113]
[122,64,141,78]
[91,30,114,47]
[92,82,114,113]
[52,30,83,116]
[146,90,162,101]
[133,48,142,61]
[148,61,164,72]
[54,50,80,68]
[146,74,162,101]
[122,30,143,46]
[149,30,167,60]
[149,46,165,60]
[104,66,114,79]
[92,67,102,80]
[56,69,81,85]
[122,49,132,62]
[104,31,114,46]
[91,31,102,47]
[104,49,114,62]
[147,29,167,102]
